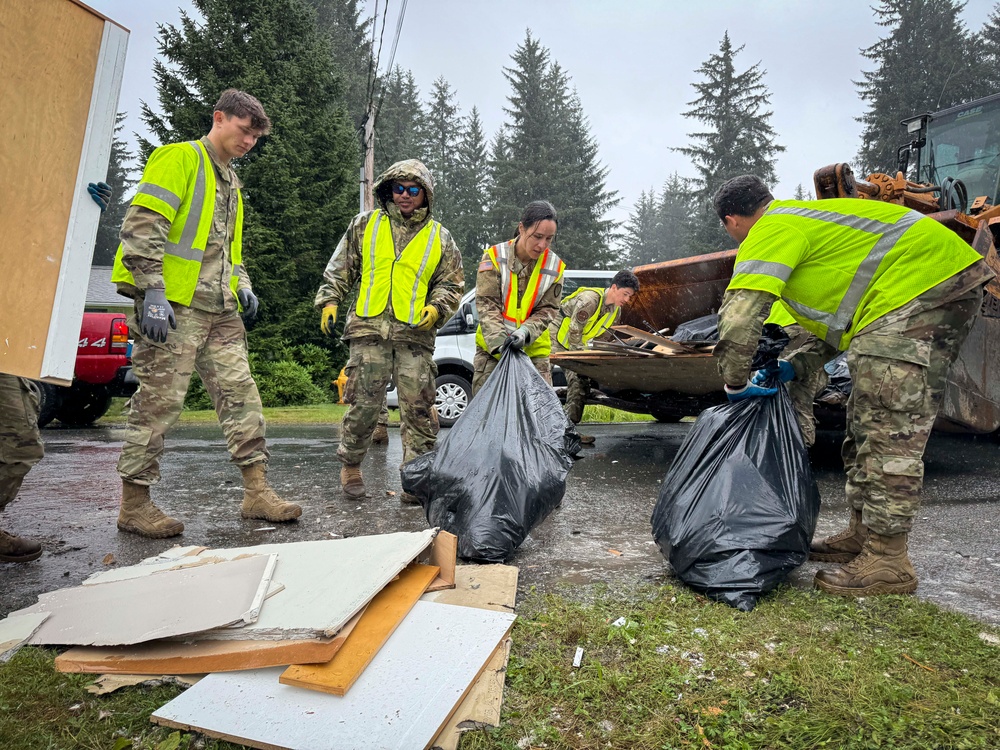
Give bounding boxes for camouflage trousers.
[842,286,983,536]
[563,369,593,425]
[0,373,44,512]
[783,324,830,447]
[117,305,267,485]
[338,336,438,466]
[472,348,552,395]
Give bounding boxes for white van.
[387,269,617,426]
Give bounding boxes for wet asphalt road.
[1,421,998,624]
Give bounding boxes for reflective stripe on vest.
[475,240,565,358]
[355,210,443,325]
[111,140,244,308]
[556,287,619,348]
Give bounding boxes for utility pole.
[360,106,375,213]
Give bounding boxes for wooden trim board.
[151,601,517,750]
[54,607,366,676]
[279,563,440,696]
[425,530,457,592]
[611,325,698,353]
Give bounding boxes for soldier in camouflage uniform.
[316,160,464,502]
[0,182,112,562]
[713,175,992,597]
[112,90,300,538]
[551,269,640,444]
[474,201,565,393]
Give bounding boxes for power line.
[373,0,408,130]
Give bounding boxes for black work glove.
[141,288,176,343]
[237,288,259,323]
[504,328,529,351]
[87,181,112,211]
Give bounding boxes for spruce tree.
[449,107,492,288]
[140,0,357,360]
[656,173,698,261]
[982,4,1000,91]
[304,0,372,129]
[92,112,135,266]
[489,31,619,268]
[675,32,784,253]
[421,77,463,225]
[856,0,980,175]
[621,189,660,268]
[373,66,427,174]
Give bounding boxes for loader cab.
[900,91,1000,209]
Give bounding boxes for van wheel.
[435,374,472,427]
[56,384,113,426]
[650,406,683,423]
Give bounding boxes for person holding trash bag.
[550,269,640,444]
[315,159,464,502]
[713,174,992,598]
[473,201,565,394]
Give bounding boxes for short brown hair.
[214,89,272,135]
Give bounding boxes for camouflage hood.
[373,159,435,215]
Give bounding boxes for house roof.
[87,266,131,309]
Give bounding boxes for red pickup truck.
[36,312,137,426]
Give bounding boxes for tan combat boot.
[814,531,918,597]
[341,464,366,499]
[400,492,421,506]
[0,528,42,563]
[117,481,184,539]
[578,433,596,445]
[240,464,302,522]
[372,423,389,444]
[809,507,867,563]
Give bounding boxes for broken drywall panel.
[84,529,437,641]
[13,554,275,647]
[152,601,516,750]
[0,612,50,662]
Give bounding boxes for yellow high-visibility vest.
[556,287,620,348]
[729,198,983,349]
[764,299,797,328]
[475,240,565,358]
[354,210,443,324]
[111,140,244,307]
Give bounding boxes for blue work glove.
[751,359,796,386]
[140,288,176,343]
[87,181,112,211]
[237,288,259,323]
[725,381,778,402]
[504,328,529,351]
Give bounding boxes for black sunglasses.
[392,184,422,197]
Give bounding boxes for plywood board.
[550,350,722,395]
[0,612,50,662]
[280,563,439,695]
[84,529,437,641]
[55,607,365,676]
[152,601,517,750]
[0,0,128,381]
[12,554,275,647]
[426,530,457,592]
[611,325,698,353]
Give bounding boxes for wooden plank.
[13,554,276,647]
[426,530,457,592]
[151,602,517,750]
[279,563,440,696]
[550,350,723,395]
[611,325,698,353]
[54,607,365,676]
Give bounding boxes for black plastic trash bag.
[670,313,719,344]
[817,353,852,405]
[402,347,579,563]
[650,325,820,611]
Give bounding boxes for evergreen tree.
[675,32,784,253]
[792,183,814,201]
[982,4,1000,91]
[656,173,698,260]
[140,0,357,361]
[621,189,660,267]
[373,66,427,174]
[488,31,619,268]
[449,107,492,288]
[304,0,372,129]
[92,112,135,266]
[421,77,463,225]
[856,0,980,175]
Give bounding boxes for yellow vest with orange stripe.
[475,240,565,358]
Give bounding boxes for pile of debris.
[582,324,716,358]
[0,529,518,750]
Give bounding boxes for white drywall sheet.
[0,612,50,662]
[85,529,437,640]
[152,601,516,750]
[11,554,275,647]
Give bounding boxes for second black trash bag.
[402,347,579,563]
[650,330,821,611]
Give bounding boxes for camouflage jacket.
[714,258,994,387]
[117,136,252,312]
[476,247,563,355]
[551,289,615,352]
[314,159,464,349]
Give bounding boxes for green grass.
[3,586,997,750]
[580,405,655,423]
